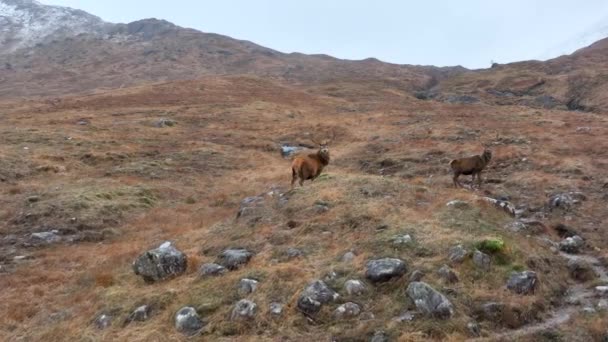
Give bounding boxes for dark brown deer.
[450,149,492,188]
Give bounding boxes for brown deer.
[291,134,333,188]
[450,148,492,188]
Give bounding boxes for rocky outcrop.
[132,242,187,283]
[406,282,454,319]
[297,280,339,315]
[365,258,407,283]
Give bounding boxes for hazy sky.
[41,0,608,69]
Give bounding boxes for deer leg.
[477,171,483,186]
[453,173,461,188]
[291,168,297,188]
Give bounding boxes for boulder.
[548,192,585,211]
[175,307,204,335]
[217,248,253,270]
[392,234,413,246]
[285,247,304,260]
[132,242,187,283]
[344,279,367,296]
[506,271,538,295]
[437,265,459,283]
[467,321,481,337]
[342,251,356,263]
[127,305,151,323]
[478,302,505,321]
[406,282,454,319]
[448,245,468,264]
[231,299,257,321]
[29,230,61,245]
[297,280,339,315]
[333,302,361,319]
[155,118,177,128]
[269,302,283,316]
[559,235,584,254]
[365,258,407,283]
[473,250,491,271]
[199,263,227,277]
[94,314,112,330]
[238,278,259,296]
[370,331,389,342]
[236,196,265,219]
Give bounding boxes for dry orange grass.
[0,75,607,340]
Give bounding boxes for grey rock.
[467,321,481,337]
[236,195,265,219]
[285,247,304,259]
[406,281,453,319]
[596,286,608,296]
[409,270,425,282]
[437,265,459,283]
[559,235,584,254]
[269,302,283,316]
[365,258,407,283]
[132,242,187,283]
[479,302,505,321]
[155,118,177,127]
[507,271,538,295]
[446,200,470,209]
[567,259,595,282]
[448,245,468,264]
[582,306,597,314]
[473,250,491,271]
[342,251,356,263]
[598,299,608,311]
[392,234,413,246]
[370,331,389,342]
[393,311,415,322]
[481,197,516,217]
[280,144,305,158]
[344,279,367,296]
[333,302,361,319]
[231,299,257,320]
[94,314,111,330]
[217,248,253,270]
[549,192,586,211]
[199,263,227,277]
[238,278,258,296]
[175,307,204,335]
[30,230,62,245]
[128,305,151,323]
[297,280,339,315]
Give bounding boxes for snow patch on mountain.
[0,0,109,53]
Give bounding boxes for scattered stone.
[548,192,586,211]
[27,195,40,203]
[406,281,454,319]
[94,314,112,330]
[504,220,527,232]
[217,248,253,270]
[448,245,468,264]
[269,302,283,316]
[596,286,608,296]
[199,263,227,277]
[582,306,597,314]
[344,280,367,296]
[507,271,538,295]
[314,203,330,213]
[568,259,596,282]
[446,200,470,209]
[392,234,413,246]
[155,118,177,128]
[598,299,608,311]
[576,126,592,133]
[231,299,257,320]
[280,144,305,158]
[285,247,304,259]
[393,311,415,322]
[437,265,459,283]
[473,250,491,271]
[467,321,481,337]
[324,270,338,282]
[342,251,356,263]
[132,242,187,283]
[478,302,505,321]
[127,305,151,323]
[76,118,90,126]
[238,278,259,296]
[409,270,425,282]
[481,197,516,217]
[30,230,62,245]
[333,302,361,319]
[297,280,339,315]
[365,258,407,283]
[360,312,376,321]
[559,235,584,254]
[175,307,204,335]
[370,330,389,342]
[236,195,265,219]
